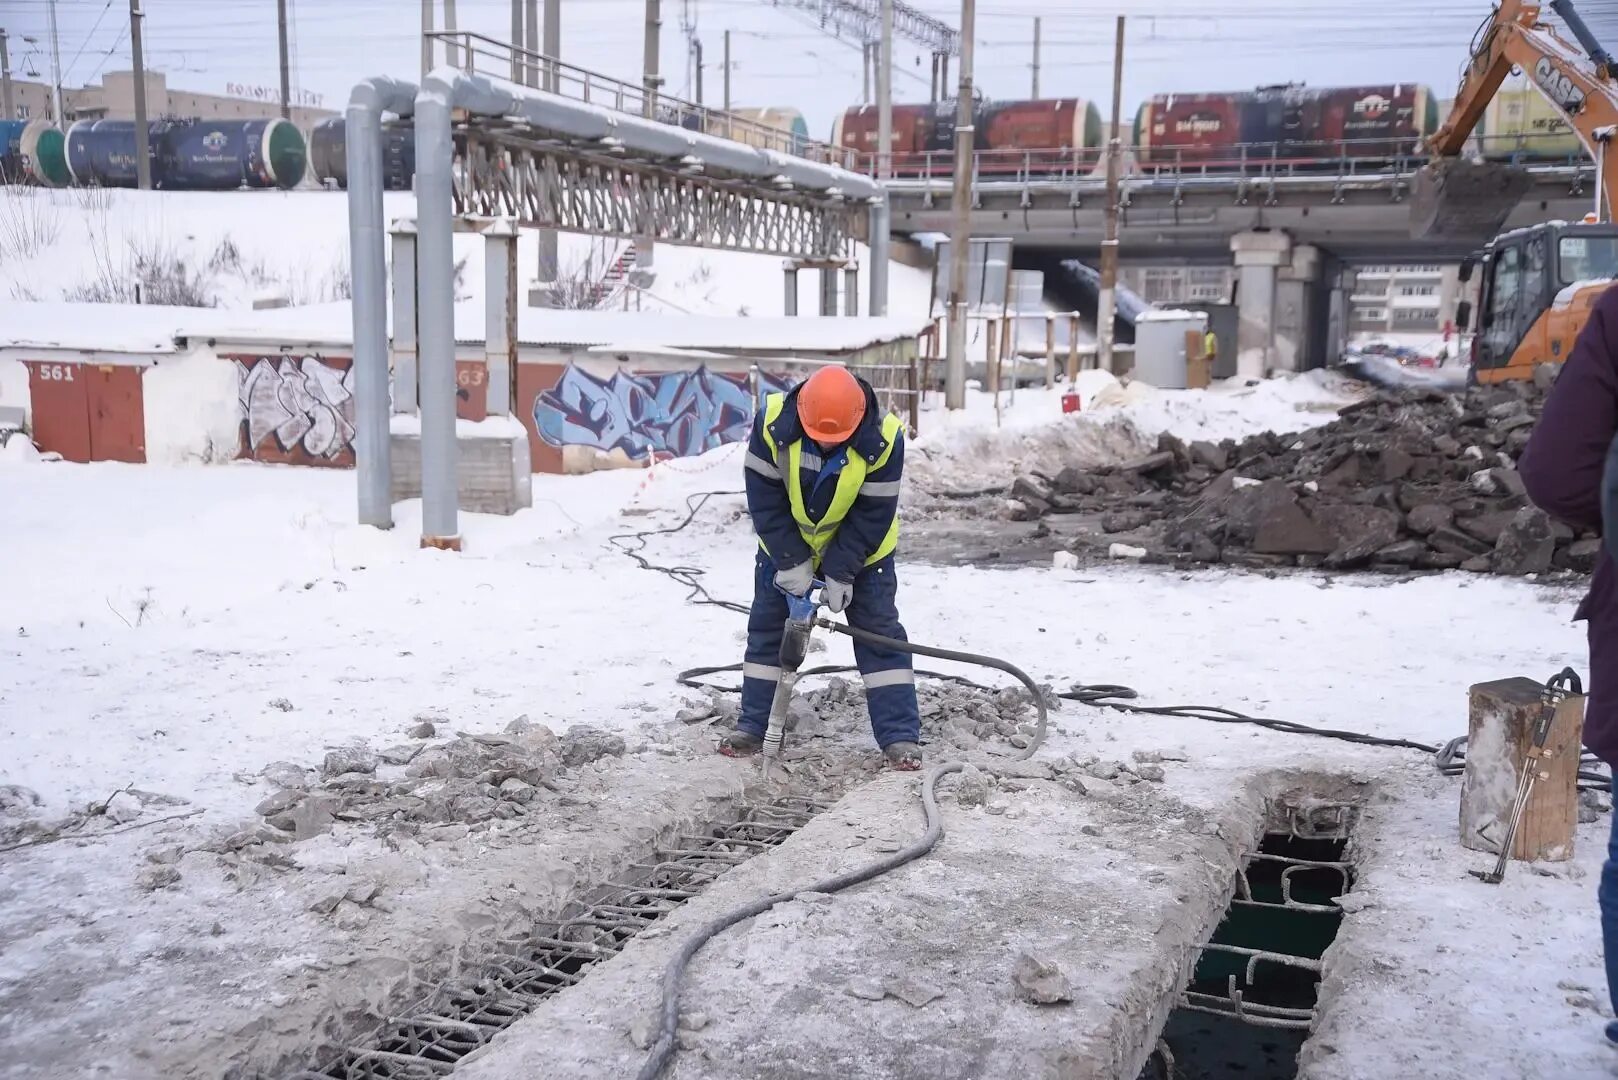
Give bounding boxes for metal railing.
[854,132,1597,185]
[425,31,857,169]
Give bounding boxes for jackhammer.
[760,582,822,780]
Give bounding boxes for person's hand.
[774,560,814,596]
[823,579,853,613]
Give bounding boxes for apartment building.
[1347,264,1465,335]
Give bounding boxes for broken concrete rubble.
[1002,375,1596,578]
[1012,951,1074,1005]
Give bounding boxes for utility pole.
[276,0,291,119]
[694,37,703,106]
[421,0,433,81]
[47,0,62,125]
[1098,16,1125,375]
[444,0,459,69]
[643,0,662,118]
[1031,16,1040,99]
[543,0,559,92]
[128,0,151,189]
[878,0,892,179]
[510,0,523,82]
[525,0,539,87]
[944,0,976,410]
[862,42,872,104]
[722,30,731,113]
[0,30,13,122]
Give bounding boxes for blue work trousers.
[739,552,921,749]
[1603,777,1618,1019]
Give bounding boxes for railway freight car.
[833,98,1101,175]
[1133,83,1438,169]
[308,117,416,190]
[64,118,306,189]
[0,119,69,186]
[717,107,810,154]
[1479,86,1585,161]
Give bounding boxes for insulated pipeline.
[636,626,1049,1080]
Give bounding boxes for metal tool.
[1471,668,1583,884]
[760,580,823,781]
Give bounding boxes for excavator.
[1415,0,1618,383]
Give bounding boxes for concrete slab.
[456,768,1326,1080]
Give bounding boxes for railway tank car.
[308,117,416,190]
[1479,85,1586,161]
[0,119,70,187]
[1133,83,1438,169]
[833,98,1102,175]
[65,118,306,189]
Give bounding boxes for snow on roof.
[0,300,927,356]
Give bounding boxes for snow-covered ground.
[0,186,936,319]
[1,372,1609,1077]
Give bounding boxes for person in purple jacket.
[1519,284,1618,1045]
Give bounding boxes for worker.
[722,366,922,771]
[1519,286,1617,1045]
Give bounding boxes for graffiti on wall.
[534,364,791,460]
[234,354,357,466]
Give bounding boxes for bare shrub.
[0,188,63,262]
[284,251,352,305]
[68,235,215,307]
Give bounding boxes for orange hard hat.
[797,367,866,444]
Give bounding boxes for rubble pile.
[1009,373,1602,577]
[228,719,629,852]
[789,677,1048,752]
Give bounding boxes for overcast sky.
[8,0,1618,137]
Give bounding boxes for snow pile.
[908,370,1362,494]
[1,432,40,464]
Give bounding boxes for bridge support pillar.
[1273,243,1320,373]
[1230,230,1292,379]
[1324,265,1357,368]
[784,266,799,317]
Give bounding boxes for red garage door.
[25,361,146,464]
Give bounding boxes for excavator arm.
[1414,0,1618,237]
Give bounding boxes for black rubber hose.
[636,626,1048,1080]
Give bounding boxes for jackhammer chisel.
[760,582,823,781]
[1471,668,1584,885]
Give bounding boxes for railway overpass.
[881,160,1596,375]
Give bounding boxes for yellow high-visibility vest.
[758,391,902,567]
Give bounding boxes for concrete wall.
[390,418,533,515]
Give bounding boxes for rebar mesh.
[285,796,827,1080]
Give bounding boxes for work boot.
[718,729,763,758]
[883,741,922,771]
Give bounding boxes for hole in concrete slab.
[1138,800,1357,1080]
[284,795,827,1080]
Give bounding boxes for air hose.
[635,622,1048,1080]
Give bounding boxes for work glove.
[823,578,853,614]
[774,560,815,597]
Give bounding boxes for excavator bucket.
[1409,159,1535,240]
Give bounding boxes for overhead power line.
[770,0,960,55]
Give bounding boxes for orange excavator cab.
[1462,221,1618,383]
[1417,0,1618,382]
